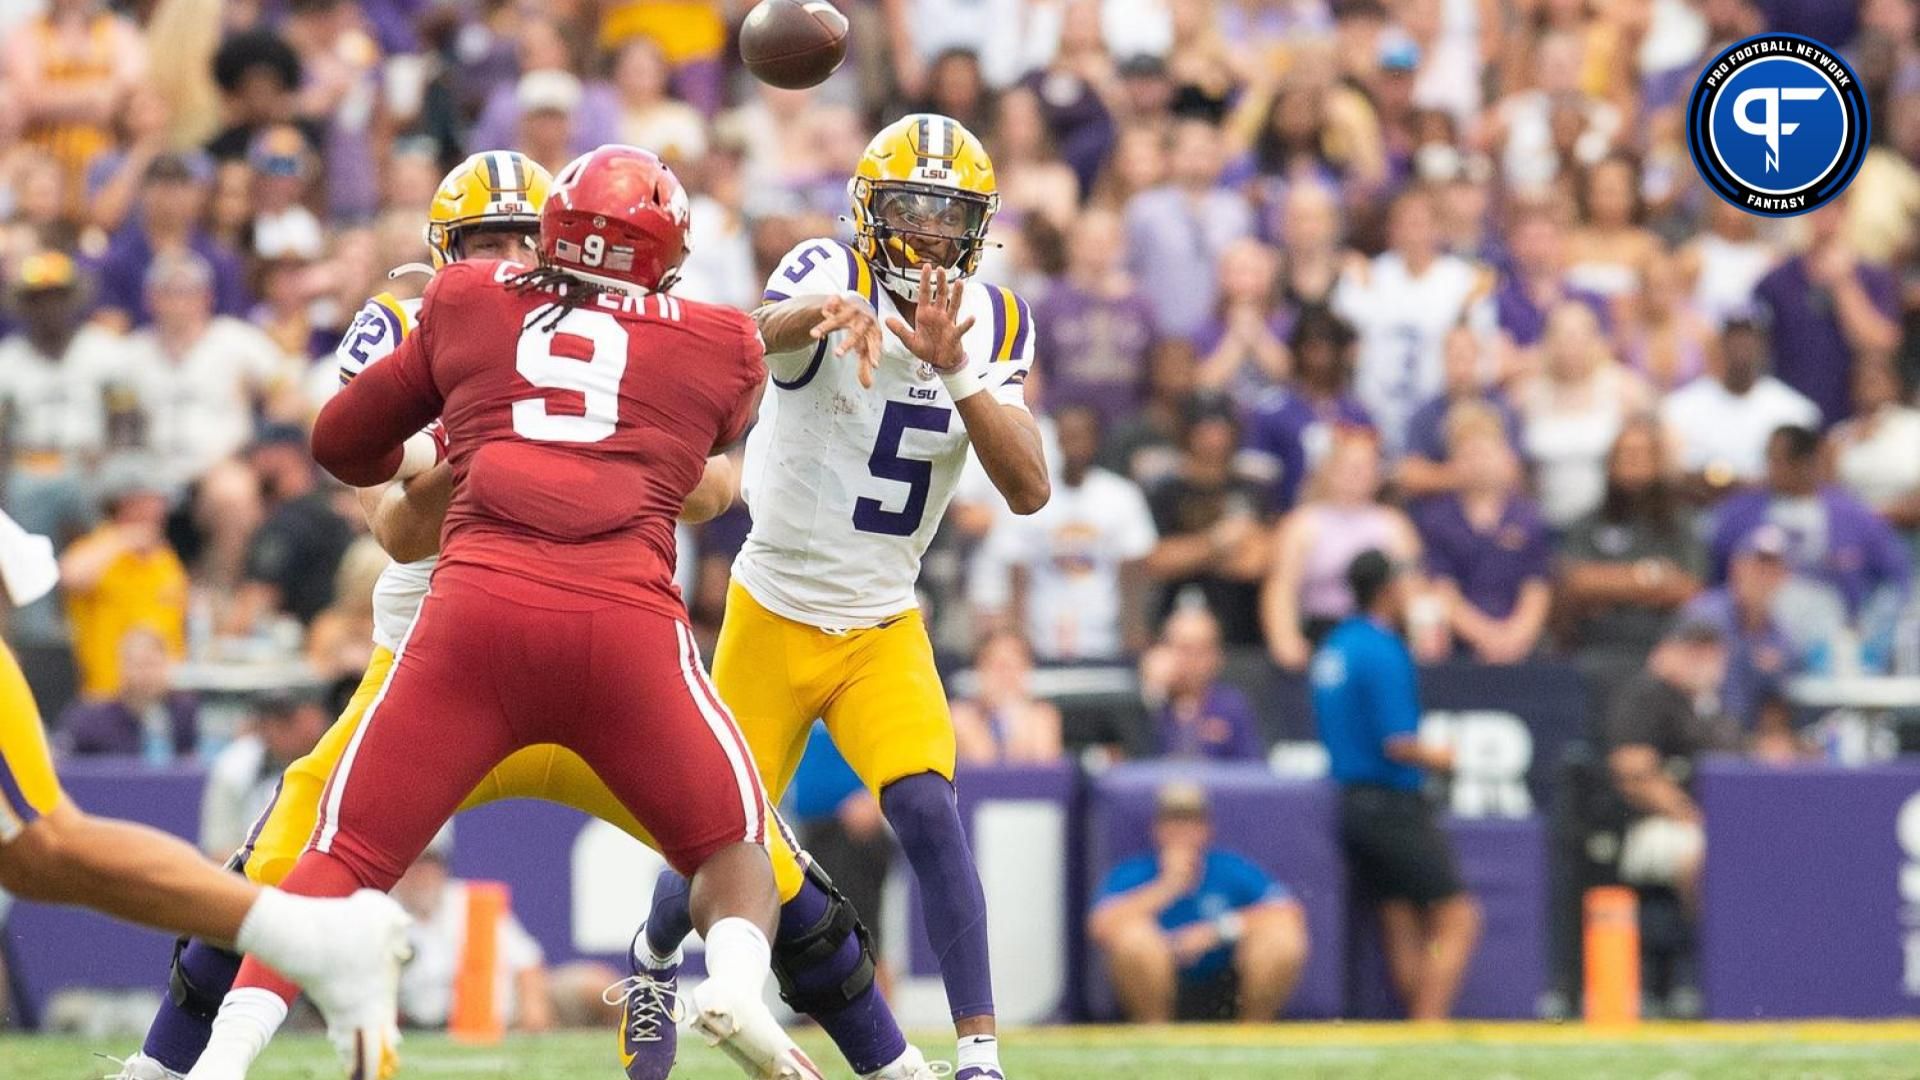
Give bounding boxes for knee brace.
[770,861,877,1016]
[168,938,242,1022]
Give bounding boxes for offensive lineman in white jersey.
[636,114,1050,1080]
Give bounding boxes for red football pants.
[305,565,769,890]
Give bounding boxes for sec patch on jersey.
[1686,32,1869,217]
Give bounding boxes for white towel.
[0,511,59,608]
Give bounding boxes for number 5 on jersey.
[853,401,952,536]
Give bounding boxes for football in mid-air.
[739,0,849,90]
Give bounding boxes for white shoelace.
[601,972,684,1042]
[92,1053,180,1080]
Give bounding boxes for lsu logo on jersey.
[1686,32,1869,217]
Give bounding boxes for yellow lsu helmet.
[848,114,1000,302]
[424,150,552,269]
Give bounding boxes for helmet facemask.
[439,222,540,265]
[854,179,997,302]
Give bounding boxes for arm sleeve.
[1519,513,1554,582]
[976,286,1037,411]
[1094,856,1156,906]
[1377,640,1423,740]
[761,240,866,386]
[334,295,408,385]
[1219,854,1277,908]
[1416,506,1460,582]
[914,281,1037,414]
[715,314,768,451]
[311,325,443,487]
[1114,481,1160,560]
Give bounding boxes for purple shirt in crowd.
[468,81,624,161]
[55,694,201,759]
[1020,70,1116,198]
[1752,256,1899,427]
[1187,309,1295,398]
[1157,683,1265,761]
[1034,279,1157,429]
[358,0,429,55]
[1241,386,1374,513]
[1402,388,1524,464]
[1124,185,1256,341]
[1707,487,1912,617]
[1683,588,1796,730]
[92,227,250,326]
[1756,0,1858,46]
[1417,493,1553,619]
[1493,276,1609,347]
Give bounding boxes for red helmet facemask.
[539,145,691,294]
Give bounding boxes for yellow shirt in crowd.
[63,528,187,698]
[598,1,725,63]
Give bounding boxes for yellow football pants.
[242,645,807,900]
[711,581,955,801]
[0,644,66,844]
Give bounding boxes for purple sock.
[643,868,694,960]
[140,940,241,1073]
[881,772,995,1020]
[780,876,907,1074]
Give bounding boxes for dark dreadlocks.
[507,265,613,332]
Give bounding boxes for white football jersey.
[335,291,435,652]
[1332,251,1493,455]
[734,240,1034,629]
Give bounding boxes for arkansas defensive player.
[285,146,817,1080]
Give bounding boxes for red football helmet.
[540,145,691,293]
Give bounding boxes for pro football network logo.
[1686,33,1869,217]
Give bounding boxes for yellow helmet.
[424,151,552,269]
[848,114,999,302]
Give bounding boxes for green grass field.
[8,1023,1920,1080]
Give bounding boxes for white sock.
[186,989,288,1078]
[957,1034,1001,1075]
[635,935,680,972]
[701,917,772,1001]
[233,888,320,981]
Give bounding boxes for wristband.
[940,364,986,401]
[395,430,441,481]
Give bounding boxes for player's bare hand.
[811,293,883,389]
[886,265,976,375]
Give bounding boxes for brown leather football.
[739,0,850,90]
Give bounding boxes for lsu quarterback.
[114,150,917,1080]
[641,114,1051,1080]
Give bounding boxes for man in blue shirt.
[1088,782,1307,1022]
[1310,550,1481,1019]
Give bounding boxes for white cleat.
[291,890,411,1080]
[864,1045,955,1079]
[685,979,825,1080]
[99,1053,185,1080]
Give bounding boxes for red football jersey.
[315,260,765,615]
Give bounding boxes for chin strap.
[386,262,434,281]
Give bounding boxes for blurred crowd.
[2,0,1919,773]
